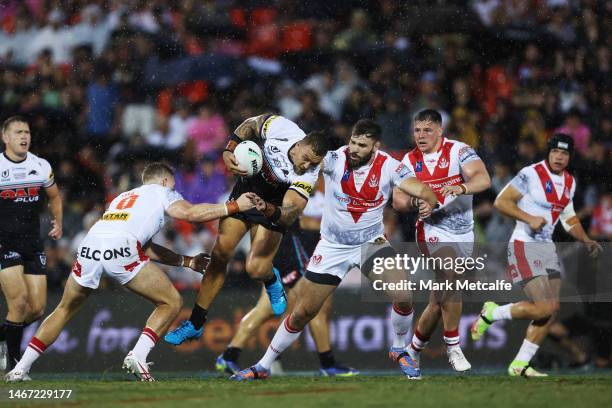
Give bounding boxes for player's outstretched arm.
[259,189,308,227]
[45,183,63,240]
[559,203,603,257]
[494,185,546,232]
[166,193,258,223]
[440,159,491,197]
[144,242,211,273]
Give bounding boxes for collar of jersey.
[2,152,27,164]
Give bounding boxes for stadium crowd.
[0,1,610,364]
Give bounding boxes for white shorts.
[71,233,150,289]
[307,235,392,284]
[507,240,561,285]
[415,221,474,258]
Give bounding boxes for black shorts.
[228,176,290,233]
[0,236,46,275]
[274,228,319,288]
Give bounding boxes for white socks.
[14,336,47,372]
[515,339,539,363]
[408,329,429,358]
[492,304,513,321]
[391,305,413,348]
[258,316,301,370]
[132,328,158,361]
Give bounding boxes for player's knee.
[289,308,313,331]
[534,301,558,321]
[168,291,183,315]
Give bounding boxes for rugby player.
[216,189,358,377]
[5,163,260,381]
[0,116,63,371]
[393,109,491,378]
[164,114,330,346]
[471,134,602,377]
[229,119,438,381]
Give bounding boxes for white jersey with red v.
[401,137,480,235]
[509,160,576,243]
[320,147,412,245]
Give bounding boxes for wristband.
[459,184,467,195]
[224,134,242,153]
[182,256,191,268]
[225,200,240,216]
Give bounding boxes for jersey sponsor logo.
[262,115,278,137]
[291,181,313,196]
[311,254,322,265]
[415,161,423,172]
[102,212,130,221]
[79,246,133,261]
[2,250,20,260]
[545,181,553,193]
[424,174,464,191]
[0,186,41,202]
[342,169,350,181]
[268,145,281,154]
[28,170,38,175]
[14,172,26,180]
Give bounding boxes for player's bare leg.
[165,217,248,345]
[0,265,29,370]
[231,277,336,380]
[5,276,91,381]
[471,275,559,376]
[23,274,47,324]
[123,262,183,381]
[244,225,287,315]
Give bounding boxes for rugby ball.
[234,140,263,176]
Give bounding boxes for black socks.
[318,350,337,369]
[189,304,208,330]
[223,346,242,363]
[3,320,24,370]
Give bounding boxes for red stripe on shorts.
[514,240,533,280]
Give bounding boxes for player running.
[229,119,438,381]
[216,189,358,377]
[0,116,63,372]
[471,134,602,377]
[393,109,491,378]
[5,163,259,382]
[164,114,330,346]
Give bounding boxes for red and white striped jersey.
[401,138,480,234]
[508,160,576,243]
[321,147,412,245]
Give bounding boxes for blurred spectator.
[333,9,377,50]
[555,109,591,155]
[187,104,229,156]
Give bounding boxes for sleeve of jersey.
[162,188,185,209]
[42,160,55,188]
[390,157,415,187]
[457,143,480,166]
[559,201,578,231]
[508,169,530,196]
[289,167,319,200]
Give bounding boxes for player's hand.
[440,185,465,198]
[189,253,211,273]
[528,216,547,232]
[236,193,257,211]
[417,199,435,219]
[48,219,62,240]
[223,151,248,176]
[584,240,603,258]
[251,195,267,212]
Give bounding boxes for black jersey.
[0,152,54,239]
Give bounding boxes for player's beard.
[348,150,374,169]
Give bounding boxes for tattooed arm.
[258,189,308,227]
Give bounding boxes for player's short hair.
[142,162,175,183]
[303,130,331,158]
[2,116,29,134]
[352,119,382,141]
[414,109,442,125]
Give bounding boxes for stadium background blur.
[0,0,610,369]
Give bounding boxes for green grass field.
[1,374,611,408]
